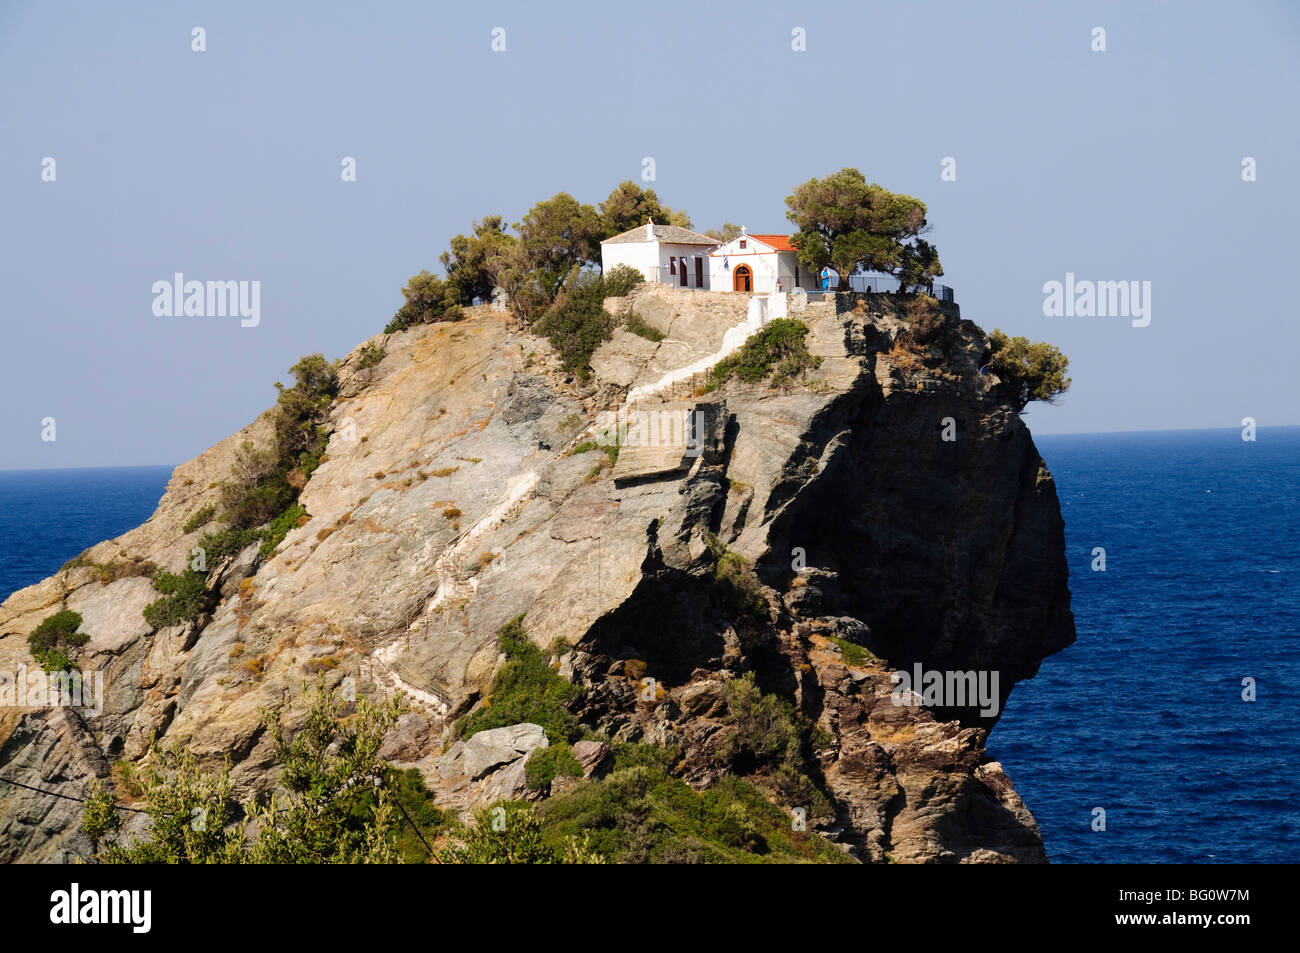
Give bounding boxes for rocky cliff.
[0,284,1074,863]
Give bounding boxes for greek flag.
[723,255,729,270]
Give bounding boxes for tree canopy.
[386,270,462,331]
[986,329,1072,411]
[785,168,937,291]
[704,223,743,243]
[383,182,694,330]
[441,215,515,306]
[598,181,691,237]
[512,192,604,300]
[483,192,605,323]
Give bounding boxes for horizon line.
[1,423,1297,474]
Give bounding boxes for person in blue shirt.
[820,267,831,290]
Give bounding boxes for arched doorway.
[733,264,753,292]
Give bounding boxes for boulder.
[379,712,433,762]
[571,739,612,778]
[461,723,548,780]
[677,679,728,718]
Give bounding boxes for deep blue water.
[0,466,174,603]
[990,427,1299,863]
[1,432,1296,863]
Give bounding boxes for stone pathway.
[366,294,782,713]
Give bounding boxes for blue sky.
[2,0,1297,469]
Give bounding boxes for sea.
[0,428,1296,863]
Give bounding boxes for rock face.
[457,723,548,780]
[0,286,1073,863]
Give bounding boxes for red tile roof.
[748,234,797,252]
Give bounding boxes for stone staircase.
[366,294,784,705]
[603,293,782,481]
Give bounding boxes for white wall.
[707,237,802,294]
[600,241,660,283]
[658,243,711,289]
[601,241,714,288]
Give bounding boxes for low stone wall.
[834,291,960,320]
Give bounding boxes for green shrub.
[221,471,295,530]
[385,304,419,334]
[90,682,406,864]
[707,318,822,391]
[220,354,337,529]
[705,533,767,623]
[537,760,849,864]
[182,505,216,533]
[623,311,665,342]
[721,673,802,766]
[27,610,88,671]
[437,802,603,864]
[525,742,584,791]
[825,634,874,667]
[602,264,643,298]
[272,354,337,481]
[36,648,76,672]
[260,504,308,559]
[534,266,643,379]
[198,526,262,564]
[534,274,613,379]
[457,616,581,745]
[718,674,833,822]
[610,740,679,774]
[357,341,386,370]
[348,767,451,864]
[142,570,208,629]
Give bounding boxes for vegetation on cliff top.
[706,318,823,392]
[384,181,686,335]
[533,264,642,377]
[785,168,942,291]
[378,170,1072,413]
